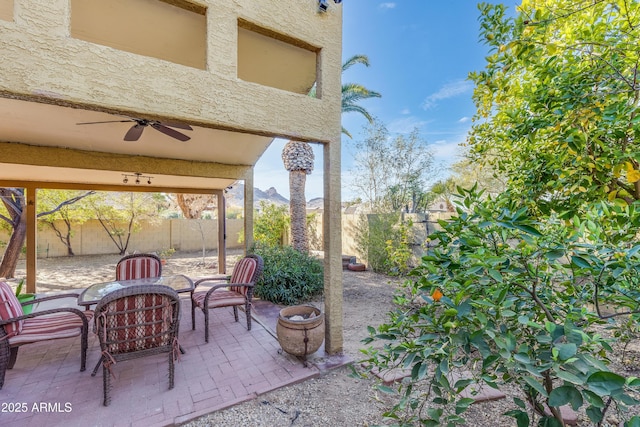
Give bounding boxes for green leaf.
[582,390,604,408]
[571,255,591,268]
[513,223,542,236]
[455,397,475,415]
[545,249,565,260]
[504,409,529,427]
[625,416,640,427]
[555,369,584,385]
[586,405,604,424]
[587,371,625,396]
[554,343,577,361]
[549,385,583,410]
[524,376,548,397]
[488,268,503,283]
[377,385,396,394]
[539,417,564,427]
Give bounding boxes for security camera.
[318,0,328,12]
[334,0,343,3]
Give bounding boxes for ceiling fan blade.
[76,120,134,125]
[124,124,145,141]
[160,121,193,131]
[151,123,191,141]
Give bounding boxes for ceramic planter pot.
[276,305,324,361]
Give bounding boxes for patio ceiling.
[0,97,275,191]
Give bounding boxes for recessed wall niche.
[237,20,318,96]
[71,0,206,69]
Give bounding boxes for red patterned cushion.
[100,294,174,354]
[10,311,93,345]
[229,257,257,296]
[0,281,24,338]
[193,289,246,309]
[116,256,161,280]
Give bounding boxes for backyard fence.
[0,218,244,258]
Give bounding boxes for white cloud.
[434,130,470,162]
[379,2,396,9]
[422,80,474,110]
[387,116,429,134]
[458,116,470,123]
[400,108,411,115]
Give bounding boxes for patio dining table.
[77,274,194,308]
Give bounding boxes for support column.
[216,190,226,274]
[25,186,37,294]
[323,141,343,354]
[244,171,254,253]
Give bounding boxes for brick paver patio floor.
[1,297,321,427]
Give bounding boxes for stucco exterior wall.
[0,0,342,143]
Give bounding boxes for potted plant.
[15,279,36,315]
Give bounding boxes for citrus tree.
[469,0,640,216]
[362,186,640,426]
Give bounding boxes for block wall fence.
[0,212,452,263]
[0,218,244,258]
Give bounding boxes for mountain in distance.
[306,197,324,210]
[225,183,289,208]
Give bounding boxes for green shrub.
[355,213,414,275]
[254,202,289,247]
[254,245,323,305]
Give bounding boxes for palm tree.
[282,141,314,253]
[339,54,381,138]
[282,54,380,252]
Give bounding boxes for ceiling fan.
[76,117,193,142]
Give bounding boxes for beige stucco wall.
[0,0,342,143]
[0,218,243,258]
[308,211,454,267]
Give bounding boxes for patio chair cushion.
[192,289,245,309]
[9,311,94,345]
[100,293,175,353]
[116,254,162,281]
[228,257,258,296]
[0,281,24,338]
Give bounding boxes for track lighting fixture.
[122,172,153,185]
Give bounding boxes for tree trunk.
[289,170,309,253]
[0,210,26,278]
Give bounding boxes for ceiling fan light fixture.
[77,117,192,142]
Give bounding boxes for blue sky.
[254,0,515,201]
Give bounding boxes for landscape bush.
[355,213,415,276]
[253,244,323,306]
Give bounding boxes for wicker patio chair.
[115,253,162,281]
[191,254,263,342]
[0,280,91,389]
[94,284,180,406]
